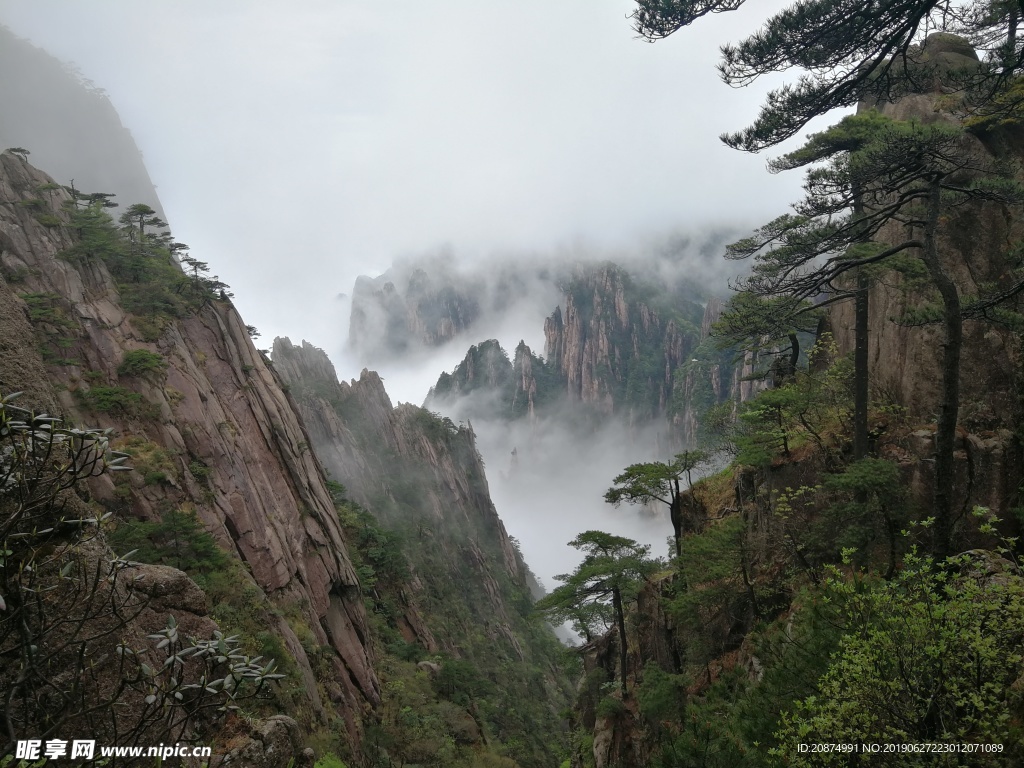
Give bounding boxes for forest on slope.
[526,3,1024,768]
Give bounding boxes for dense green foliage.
[107,506,231,580]
[116,348,168,379]
[74,385,148,417]
[0,393,281,760]
[732,338,852,467]
[16,291,80,365]
[560,300,1024,768]
[775,551,1024,765]
[59,188,232,339]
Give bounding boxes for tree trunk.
[670,478,682,559]
[853,270,870,461]
[612,586,629,695]
[919,178,962,560]
[852,184,870,461]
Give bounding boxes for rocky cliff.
[824,32,1024,518]
[424,264,750,445]
[425,338,560,422]
[0,152,377,758]
[671,296,768,445]
[348,267,482,359]
[272,337,571,766]
[830,33,1024,432]
[543,264,739,438]
[347,253,561,364]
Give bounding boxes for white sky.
[0,0,809,374]
[2,1,829,586]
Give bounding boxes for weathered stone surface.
[544,265,688,416]
[836,38,1024,433]
[348,265,482,359]
[829,36,1024,515]
[216,715,311,768]
[0,154,380,743]
[273,338,533,659]
[128,563,209,615]
[673,297,766,445]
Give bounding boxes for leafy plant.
[117,348,167,379]
[774,551,1024,765]
[75,385,148,418]
[0,392,281,756]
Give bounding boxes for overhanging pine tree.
[726,113,1024,556]
[630,0,1024,150]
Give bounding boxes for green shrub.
[108,507,231,575]
[76,385,144,415]
[595,695,626,719]
[188,459,212,483]
[143,470,169,486]
[117,348,167,378]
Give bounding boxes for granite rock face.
[827,34,1024,515]
[0,153,379,745]
[542,264,746,441]
[348,265,482,359]
[833,33,1024,432]
[272,338,544,654]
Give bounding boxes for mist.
[0,0,807,368]
[447,392,679,590]
[348,233,733,588]
[0,1,790,588]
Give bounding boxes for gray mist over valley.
[343,232,740,587]
[0,1,799,589]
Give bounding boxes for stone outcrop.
[511,340,540,420]
[0,153,379,746]
[826,33,1024,518]
[348,266,482,359]
[272,338,555,657]
[217,715,312,768]
[672,296,766,445]
[543,264,744,439]
[423,263,753,443]
[425,337,553,422]
[347,254,561,363]
[832,33,1024,432]
[542,264,684,416]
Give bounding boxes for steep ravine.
[272,340,571,743]
[0,151,378,751]
[426,264,753,447]
[0,153,569,765]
